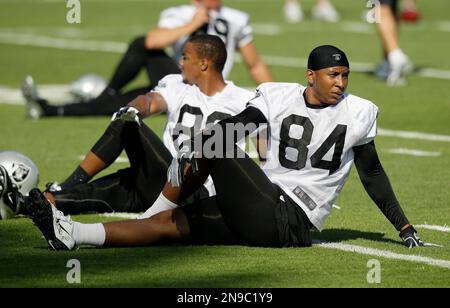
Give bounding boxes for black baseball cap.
[307,45,349,71]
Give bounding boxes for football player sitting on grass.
[10,45,432,250]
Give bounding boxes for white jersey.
[158,4,253,79]
[248,83,378,231]
[153,74,254,195]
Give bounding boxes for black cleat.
[28,189,75,250]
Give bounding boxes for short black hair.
[188,34,227,73]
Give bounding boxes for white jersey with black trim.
[153,74,254,195]
[247,82,379,231]
[158,5,253,79]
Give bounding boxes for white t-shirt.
[158,4,253,79]
[153,74,254,195]
[247,82,379,231]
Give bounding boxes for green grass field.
[0,0,449,288]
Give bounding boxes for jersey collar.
[302,88,329,109]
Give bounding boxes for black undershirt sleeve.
[353,141,409,231]
[214,106,267,130]
[198,106,268,149]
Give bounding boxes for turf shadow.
[312,228,401,245]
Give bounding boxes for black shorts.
[182,183,312,247]
[276,187,313,247]
[181,190,241,246]
[379,0,398,12]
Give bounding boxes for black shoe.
[28,189,75,250]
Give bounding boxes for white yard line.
[1,32,450,80]
[251,23,282,36]
[436,21,450,32]
[416,68,450,80]
[80,211,450,269]
[258,55,376,73]
[339,21,374,34]
[385,148,442,157]
[258,55,450,80]
[378,128,450,143]
[416,224,450,233]
[253,21,450,35]
[0,32,127,53]
[317,242,450,269]
[0,84,71,105]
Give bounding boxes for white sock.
[388,48,406,64]
[72,222,106,247]
[137,192,178,219]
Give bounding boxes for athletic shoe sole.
[28,189,69,250]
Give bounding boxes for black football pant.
[41,36,180,117]
[53,120,172,214]
[182,149,312,247]
[107,36,180,93]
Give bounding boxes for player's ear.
[200,58,208,72]
[306,69,315,86]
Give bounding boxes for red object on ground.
[401,8,420,23]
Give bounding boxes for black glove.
[399,225,424,248]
